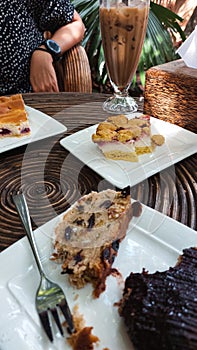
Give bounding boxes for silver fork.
[13,193,75,342]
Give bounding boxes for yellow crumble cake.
[92,114,165,161]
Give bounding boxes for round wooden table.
[0,92,196,252]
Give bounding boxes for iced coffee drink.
[100,0,149,93]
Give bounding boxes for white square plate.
[60,113,197,188]
[0,203,197,350]
[0,106,67,153]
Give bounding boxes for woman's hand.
[30,50,59,92]
[30,10,84,92]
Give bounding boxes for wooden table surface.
[0,92,196,252]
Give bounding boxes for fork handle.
[13,193,45,277]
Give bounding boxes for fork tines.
[51,307,64,336]
[39,307,64,342]
[38,310,54,342]
[39,301,74,342]
[59,299,75,334]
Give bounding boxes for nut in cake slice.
[51,186,142,298]
[0,94,30,137]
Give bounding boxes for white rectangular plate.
[0,106,67,153]
[60,113,197,188]
[0,204,197,350]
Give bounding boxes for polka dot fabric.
[0,0,74,95]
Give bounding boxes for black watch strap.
[42,40,62,61]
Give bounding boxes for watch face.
[46,40,61,55]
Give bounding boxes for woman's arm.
[30,10,85,92]
[49,10,85,53]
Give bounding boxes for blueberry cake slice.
[92,114,165,162]
[119,247,197,350]
[51,187,142,298]
[0,94,30,137]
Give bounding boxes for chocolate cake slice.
[119,247,197,350]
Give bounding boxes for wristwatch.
[42,39,62,61]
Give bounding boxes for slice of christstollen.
[0,94,30,137]
[51,187,142,298]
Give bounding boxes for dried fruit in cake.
[0,94,30,137]
[51,186,142,298]
[119,247,197,350]
[92,114,165,162]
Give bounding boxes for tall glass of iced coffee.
[100,0,150,113]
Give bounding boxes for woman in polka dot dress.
[0,0,85,94]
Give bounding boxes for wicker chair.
[54,44,92,93]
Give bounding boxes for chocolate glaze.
[119,247,197,350]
